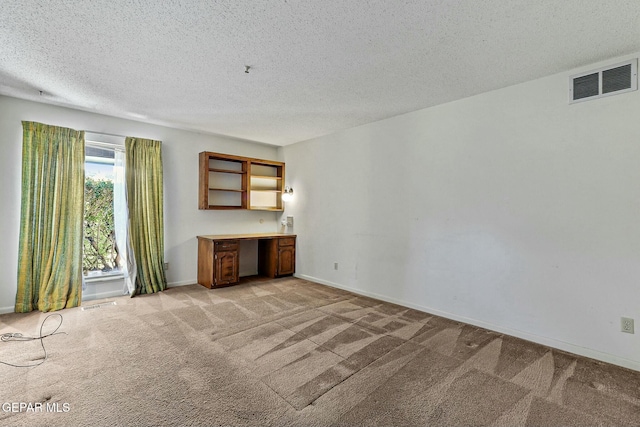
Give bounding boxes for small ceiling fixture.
[245,66,250,74]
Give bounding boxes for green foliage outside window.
[83,177,119,274]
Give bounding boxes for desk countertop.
[197,232,296,241]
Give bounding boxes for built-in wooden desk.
[197,233,296,288]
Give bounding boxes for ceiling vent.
[569,59,637,103]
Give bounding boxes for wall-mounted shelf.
[199,152,285,211]
[209,168,246,174]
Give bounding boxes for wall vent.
[569,59,637,103]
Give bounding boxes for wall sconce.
[282,186,294,202]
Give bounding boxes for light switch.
[286,216,294,227]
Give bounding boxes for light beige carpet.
[1,277,639,426]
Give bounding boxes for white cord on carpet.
[0,313,66,368]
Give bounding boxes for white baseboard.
[0,305,14,314]
[296,274,640,373]
[167,279,196,288]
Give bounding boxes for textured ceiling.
[1,1,640,146]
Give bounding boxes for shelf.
[251,175,281,180]
[250,190,280,209]
[249,207,283,211]
[251,164,281,177]
[250,175,280,192]
[200,151,284,211]
[209,168,247,174]
[209,188,246,192]
[208,205,243,210]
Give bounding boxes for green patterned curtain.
[15,122,85,312]
[125,137,167,295]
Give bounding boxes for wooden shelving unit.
[249,161,283,211]
[199,152,285,211]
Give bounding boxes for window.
[83,142,122,280]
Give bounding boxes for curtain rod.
[84,130,128,138]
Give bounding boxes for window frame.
[83,138,125,283]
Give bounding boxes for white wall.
[281,52,640,371]
[0,96,280,312]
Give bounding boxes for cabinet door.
[214,250,239,286]
[277,246,295,276]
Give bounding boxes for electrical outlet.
[164,262,169,271]
[286,216,294,227]
[334,262,338,270]
[621,317,634,334]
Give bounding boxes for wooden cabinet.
[277,238,296,276]
[213,241,239,286]
[258,237,296,278]
[197,238,239,288]
[265,236,295,277]
[199,152,285,211]
[197,234,296,288]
